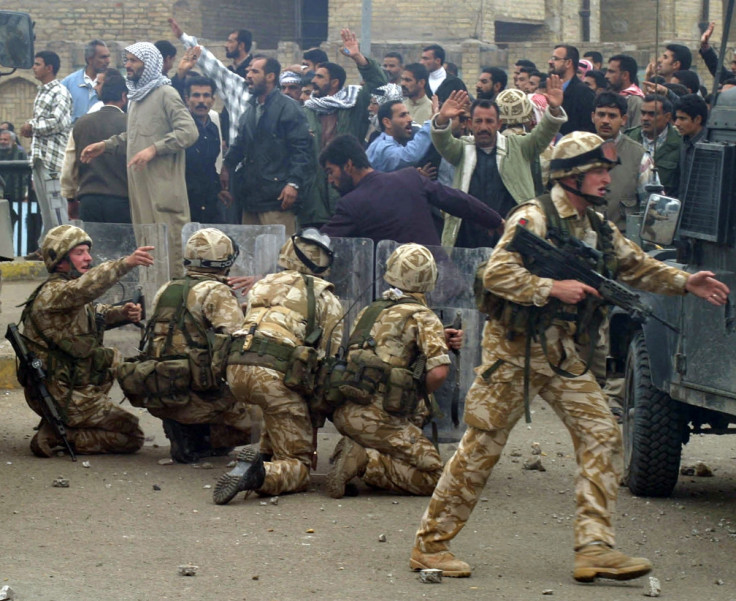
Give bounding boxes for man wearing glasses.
[549,44,596,135]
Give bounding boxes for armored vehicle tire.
[623,332,686,497]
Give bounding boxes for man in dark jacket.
[549,44,595,135]
[300,28,387,228]
[221,56,313,235]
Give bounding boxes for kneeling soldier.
[129,228,260,463]
[213,230,343,504]
[327,243,450,498]
[18,225,152,456]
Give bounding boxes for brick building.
[0,0,729,145]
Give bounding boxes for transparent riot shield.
[323,237,374,348]
[72,221,170,358]
[374,241,494,442]
[181,223,286,279]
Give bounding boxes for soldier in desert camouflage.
[213,229,343,505]
[140,228,260,463]
[19,224,153,456]
[410,132,730,582]
[326,243,450,498]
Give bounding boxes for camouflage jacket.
[20,258,134,403]
[236,270,343,356]
[350,290,450,372]
[147,272,244,358]
[481,183,689,376]
[21,258,134,365]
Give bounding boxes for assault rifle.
[100,286,146,332]
[506,225,679,333]
[5,324,77,461]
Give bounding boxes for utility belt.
[228,335,319,396]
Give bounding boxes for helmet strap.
[558,176,607,207]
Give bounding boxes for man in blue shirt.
[61,40,111,122]
[366,100,433,172]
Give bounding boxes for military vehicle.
[610,5,736,497]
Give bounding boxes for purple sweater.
[321,168,503,245]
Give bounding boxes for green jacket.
[299,58,387,227]
[432,107,567,247]
[624,124,682,197]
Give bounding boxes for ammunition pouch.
[382,366,420,417]
[188,332,232,393]
[48,334,115,388]
[283,345,319,395]
[338,348,391,405]
[117,357,191,409]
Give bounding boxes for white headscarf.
[125,42,171,102]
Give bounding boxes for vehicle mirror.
[0,11,34,70]
[639,194,681,246]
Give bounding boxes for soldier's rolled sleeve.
[414,309,451,371]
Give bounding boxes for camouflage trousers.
[415,361,622,553]
[148,389,262,448]
[332,396,442,495]
[25,386,144,455]
[227,364,312,495]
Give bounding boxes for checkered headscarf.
[125,42,171,102]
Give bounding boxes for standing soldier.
[326,243,450,498]
[124,228,259,463]
[213,230,343,504]
[18,225,154,456]
[410,132,730,581]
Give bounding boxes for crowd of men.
[7,16,736,589]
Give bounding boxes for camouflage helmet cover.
[495,88,533,125]
[41,225,92,273]
[184,228,239,272]
[549,131,617,180]
[278,229,333,276]
[383,243,437,292]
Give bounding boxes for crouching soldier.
[326,243,450,498]
[213,229,343,504]
[119,228,260,463]
[17,225,152,456]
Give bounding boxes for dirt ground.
[2,281,736,601]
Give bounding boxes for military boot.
[30,421,64,458]
[162,419,211,464]
[574,542,652,582]
[325,437,368,499]
[409,548,472,578]
[213,445,266,505]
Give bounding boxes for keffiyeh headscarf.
[279,70,302,86]
[305,85,362,114]
[125,42,171,102]
[370,83,403,106]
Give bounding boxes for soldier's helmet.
[549,131,619,180]
[383,243,437,293]
[183,228,239,273]
[496,88,533,125]
[278,228,333,276]
[41,225,92,273]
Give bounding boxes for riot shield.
[323,237,374,349]
[181,223,286,279]
[73,222,170,358]
[374,241,494,441]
